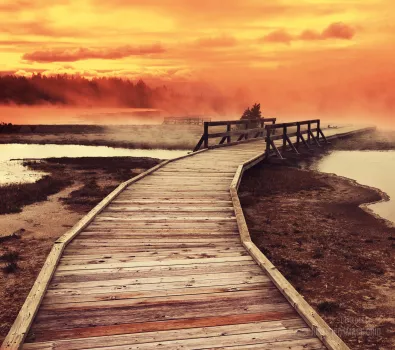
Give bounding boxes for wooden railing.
[265,119,328,159]
[193,118,276,152]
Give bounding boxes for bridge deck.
[6,126,368,350]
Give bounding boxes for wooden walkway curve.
[3,126,370,350]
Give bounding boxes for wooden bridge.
[3,121,373,350]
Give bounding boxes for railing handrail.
[206,118,276,127]
[265,119,327,159]
[265,119,320,129]
[193,118,277,151]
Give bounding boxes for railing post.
[308,121,311,144]
[227,123,231,143]
[283,125,287,151]
[296,122,301,148]
[317,120,320,142]
[203,122,209,148]
[265,126,271,155]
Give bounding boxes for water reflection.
[0,144,189,185]
[314,151,395,226]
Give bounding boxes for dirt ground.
[239,160,395,350]
[0,124,202,150]
[0,157,160,343]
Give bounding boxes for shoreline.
[324,171,393,229]
[308,161,393,229]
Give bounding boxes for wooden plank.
[210,338,326,350]
[30,299,293,331]
[58,253,249,266]
[23,319,305,350]
[43,276,270,300]
[29,328,316,349]
[52,264,260,285]
[41,289,282,312]
[24,311,297,342]
[42,283,272,306]
[49,271,267,290]
[52,260,259,281]
[94,216,236,221]
[56,256,255,271]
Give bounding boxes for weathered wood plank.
[42,283,272,306]
[56,256,255,271]
[31,299,293,331]
[25,311,299,343]
[23,319,306,350]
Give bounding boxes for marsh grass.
[0,175,72,214]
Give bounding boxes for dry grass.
[0,175,72,214]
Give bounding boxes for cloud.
[260,22,356,44]
[260,30,294,44]
[321,22,356,40]
[22,44,166,62]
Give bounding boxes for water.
[314,151,395,225]
[0,144,189,185]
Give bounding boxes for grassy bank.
[0,156,160,215]
[0,175,71,214]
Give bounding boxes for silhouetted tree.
[240,103,261,120]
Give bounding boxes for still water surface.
[314,151,395,226]
[0,144,189,185]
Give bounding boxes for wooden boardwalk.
[3,125,369,350]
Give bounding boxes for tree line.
[0,74,167,107]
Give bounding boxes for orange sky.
[1,0,395,124]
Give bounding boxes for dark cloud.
[260,30,294,44]
[260,22,356,44]
[22,44,166,62]
[321,22,356,40]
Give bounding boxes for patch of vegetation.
[312,247,324,259]
[0,251,19,263]
[0,175,72,215]
[62,180,117,212]
[0,230,22,243]
[317,301,340,313]
[1,250,20,274]
[278,258,320,282]
[241,165,330,197]
[2,262,18,274]
[352,258,385,275]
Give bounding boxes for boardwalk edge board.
[1,149,210,350]
[230,153,350,350]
